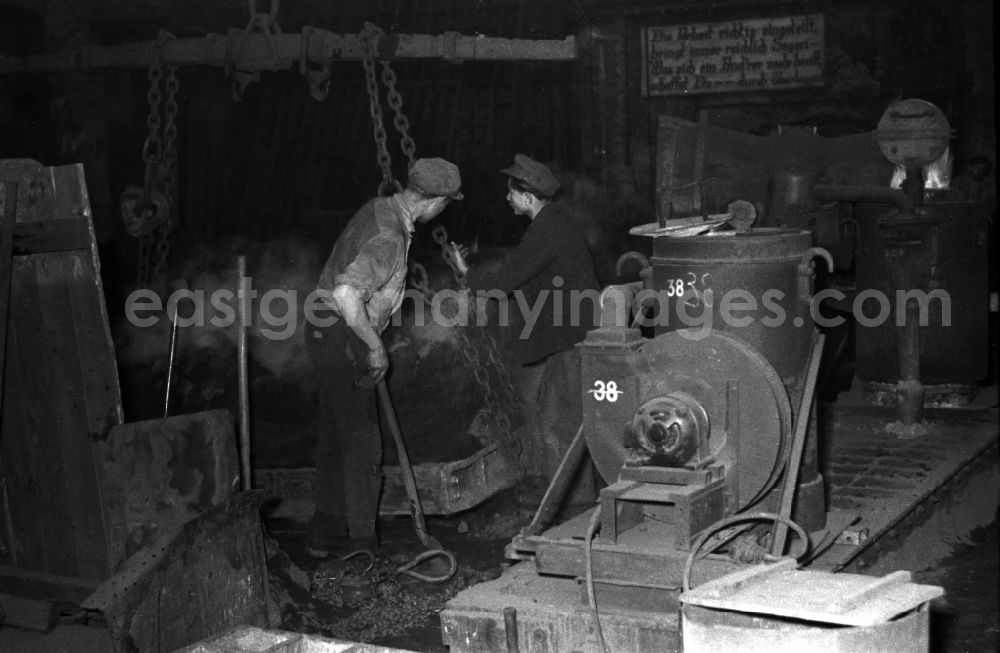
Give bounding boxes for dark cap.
[408,158,464,200]
[501,153,561,198]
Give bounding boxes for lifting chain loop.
[361,23,398,196]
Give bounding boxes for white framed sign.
[641,14,825,96]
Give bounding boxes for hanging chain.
[411,224,519,439]
[380,61,416,168]
[130,37,167,289]
[142,59,163,169]
[361,23,398,196]
[150,64,180,295]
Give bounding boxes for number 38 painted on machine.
[587,380,622,402]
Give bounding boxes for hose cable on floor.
[682,511,810,593]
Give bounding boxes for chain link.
[380,62,416,167]
[361,24,397,195]
[148,61,180,296]
[151,219,172,296]
[408,249,518,442]
[141,59,163,166]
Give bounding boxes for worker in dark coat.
[307,158,463,557]
[455,154,600,506]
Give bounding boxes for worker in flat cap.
[454,154,599,507]
[307,157,462,557]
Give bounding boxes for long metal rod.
[163,313,179,419]
[376,379,441,550]
[771,330,826,556]
[163,279,189,418]
[519,423,588,539]
[0,32,576,75]
[237,256,251,491]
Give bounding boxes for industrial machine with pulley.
[500,220,832,606]
[441,97,987,652]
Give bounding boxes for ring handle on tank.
[614,250,651,282]
[797,246,834,303]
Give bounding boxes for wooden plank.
[52,164,123,432]
[0,182,16,422]
[39,252,113,578]
[0,321,39,568]
[0,182,17,566]
[13,254,82,577]
[0,593,57,631]
[12,218,91,254]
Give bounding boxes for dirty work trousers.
[308,320,382,540]
[510,347,596,508]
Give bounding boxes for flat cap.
[408,157,464,200]
[501,153,561,198]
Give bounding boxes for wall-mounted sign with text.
[641,14,824,96]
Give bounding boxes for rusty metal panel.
[379,441,517,516]
[100,409,240,568]
[0,158,123,595]
[84,492,271,653]
[254,440,517,520]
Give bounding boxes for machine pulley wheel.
[584,330,791,511]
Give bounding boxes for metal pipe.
[237,256,251,491]
[896,298,924,424]
[771,331,826,556]
[812,184,914,213]
[518,424,587,539]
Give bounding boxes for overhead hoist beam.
[0,30,577,75]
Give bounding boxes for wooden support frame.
[0,159,123,601]
[0,30,576,74]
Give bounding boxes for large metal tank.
[649,228,828,381]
